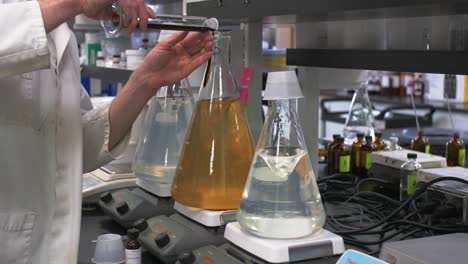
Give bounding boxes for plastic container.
[237,71,325,239]
[400,153,422,201]
[126,49,147,70]
[92,234,125,264]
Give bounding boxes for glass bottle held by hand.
[171,31,255,210]
[133,80,194,195]
[237,71,325,239]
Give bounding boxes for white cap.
[263,71,303,100]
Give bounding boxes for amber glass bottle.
[374,132,387,151]
[327,134,341,174]
[351,134,364,174]
[411,131,430,154]
[331,137,351,174]
[360,136,377,176]
[446,133,466,167]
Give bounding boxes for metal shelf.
[286,49,468,75]
[81,66,133,83]
[188,0,468,22]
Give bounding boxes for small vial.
[373,132,387,151]
[125,229,141,264]
[411,130,430,154]
[400,153,422,201]
[351,133,364,174]
[388,137,402,151]
[360,136,377,176]
[327,134,341,175]
[446,132,466,167]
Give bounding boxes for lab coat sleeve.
[0,1,50,78]
[81,88,131,173]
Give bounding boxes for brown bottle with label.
[327,134,341,174]
[446,132,466,167]
[374,132,387,151]
[360,136,377,176]
[411,131,430,154]
[331,137,351,174]
[351,134,364,174]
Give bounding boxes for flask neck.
[212,32,231,66]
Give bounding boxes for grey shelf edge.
[81,66,133,83]
[286,49,468,75]
[187,0,468,21]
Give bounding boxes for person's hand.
[78,0,156,32]
[132,31,214,94]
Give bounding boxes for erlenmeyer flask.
[237,71,325,239]
[133,79,194,195]
[171,31,255,210]
[344,83,375,139]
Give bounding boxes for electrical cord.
[331,177,468,235]
[355,178,392,193]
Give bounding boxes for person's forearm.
[38,0,81,33]
[108,73,155,150]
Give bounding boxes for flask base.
[173,202,237,227]
[224,222,345,263]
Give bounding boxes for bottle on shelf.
[374,132,387,151]
[330,137,351,174]
[411,131,430,154]
[351,133,364,174]
[380,71,391,97]
[446,132,466,167]
[400,72,414,97]
[360,135,377,176]
[400,153,422,201]
[414,74,426,98]
[390,72,400,97]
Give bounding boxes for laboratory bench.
[78,164,406,264]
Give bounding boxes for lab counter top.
[79,207,339,264]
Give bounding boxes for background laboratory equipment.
[171,30,255,210]
[237,71,325,239]
[133,79,194,196]
[343,83,375,139]
[400,153,422,201]
[446,132,466,167]
[102,3,218,38]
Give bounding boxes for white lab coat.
[0,1,130,263]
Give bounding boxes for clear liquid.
[171,98,255,210]
[237,147,325,239]
[133,96,193,186]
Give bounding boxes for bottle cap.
[365,135,373,141]
[127,228,139,240]
[264,71,304,100]
[333,134,341,139]
[337,137,345,143]
[389,137,398,143]
[407,153,417,159]
[357,133,365,138]
[375,132,382,137]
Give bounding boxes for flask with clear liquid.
[101,3,218,38]
[171,31,255,210]
[133,79,194,195]
[237,71,325,239]
[344,83,375,139]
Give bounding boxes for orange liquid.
[172,97,255,210]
